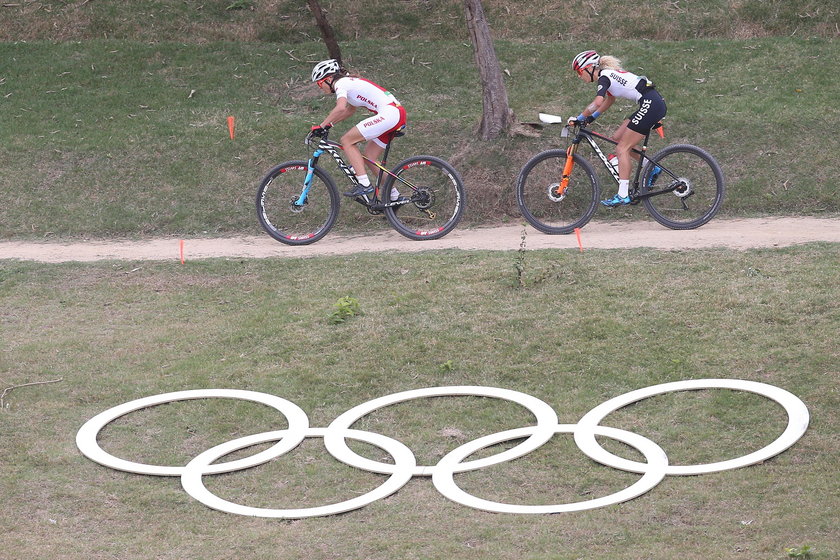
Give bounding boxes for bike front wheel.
[256,161,340,245]
[516,150,599,234]
[382,155,466,241]
[641,144,725,230]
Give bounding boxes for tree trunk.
[463,0,516,140]
[306,0,342,63]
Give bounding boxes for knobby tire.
[383,155,466,241]
[516,150,599,234]
[640,144,725,230]
[256,161,340,245]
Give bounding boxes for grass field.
[2,246,838,559]
[2,2,838,559]
[2,0,837,43]
[0,12,838,238]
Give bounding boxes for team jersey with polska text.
[333,77,401,113]
[596,69,654,102]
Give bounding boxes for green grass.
[1,246,838,559]
[3,0,836,43]
[1,36,838,239]
[1,5,838,559]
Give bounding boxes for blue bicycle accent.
[295,153,321,206]
[647,166,662,187]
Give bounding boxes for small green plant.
[440,360,455,372]
[785,545,813,558]
[328,296,362,324]
[225,0,254,10]
[512,225,528,288]
[512,224,569,288]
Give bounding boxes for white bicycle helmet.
[572,50,600,72]
[311,59,341,82]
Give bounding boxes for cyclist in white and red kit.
[569,50,667,207]
[311,59,407,198]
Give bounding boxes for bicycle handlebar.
[305,124,332,146]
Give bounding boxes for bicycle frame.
[257,127,466,245]
[300,129,416,209]
[562,123,678,201]
[517,115,724,234]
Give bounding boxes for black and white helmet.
[572,50,600,72]
[311,59,341,82]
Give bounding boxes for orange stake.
[656,122,665,139]
[180,240,185,264]
[227,116,235,140]
[574,228,584,252]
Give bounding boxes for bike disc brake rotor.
[289,197,307,213]
[547,183,565,203]
[671,177,693,198]
[413,187,434,210]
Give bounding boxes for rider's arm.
[591,94,614,116]
[583,75,614,119]
[570,95,610,125]
[319,97,356,129]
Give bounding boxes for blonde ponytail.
[598,55,623,70]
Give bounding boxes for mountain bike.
[516,113,725,234]
[256,126,466,245]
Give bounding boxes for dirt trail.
[1,217,838,263]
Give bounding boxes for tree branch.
[1,378,63,409]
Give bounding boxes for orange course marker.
[227,116,235,140]
[574,228,584,252]
[180,239,185,264]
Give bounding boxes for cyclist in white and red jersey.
[569,51,667,207]
[310,59,407,198]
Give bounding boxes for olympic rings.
[323,386,558,476]
[75,389,309,476]
[574,379,810,476]
[181,428,415,518]
[76,380,809,519]
[432,424,668,514]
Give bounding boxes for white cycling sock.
[357,174,371,187]
[390,188,400,201]
[618,179,630,198]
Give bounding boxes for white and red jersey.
[333,76,401,113]
[596,69,654,103]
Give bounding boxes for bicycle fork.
[295,150,323,207]
[556,142,580,198]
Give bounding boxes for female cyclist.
[568,50,667,206]
[310,59,407,199]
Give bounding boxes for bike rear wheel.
[516,150,599,234]
[641,144,725,230]
[256,161,340,245]
[383,155,466,241]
